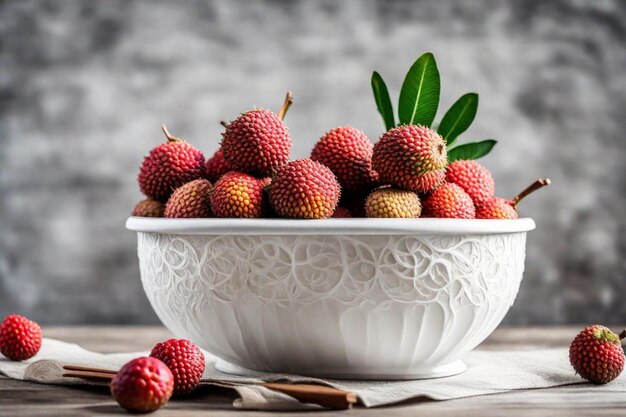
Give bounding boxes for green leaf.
[398,52,440,127]
[438,93,478,145]
[448,140,497,161]
[371,71,395,130]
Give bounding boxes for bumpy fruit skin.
[205,148,232,183]
[138,141,206,202]
[0,315,42,361]
[164,179,213,218]
[365,188,421,218]
[412,168,447,194]
[210,172,267,218]
[332,207,353,218]
[222,109,291,177]
[422,183,476,219]
[150,339,205,396]
[476,197,518,219]
[446,160,495,205]
[311,126,379,196]
[569,325,625,384]
[132,199,165,217]
[372,125,447,193]
[269,158,340,219]
[111,357,174,413]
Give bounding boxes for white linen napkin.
[1,338,624,410]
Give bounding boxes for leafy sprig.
[447,140,497,161]
[371,53,496,160]
[371,71,395,131]
[438,93,478,146]
[397,52,440,127]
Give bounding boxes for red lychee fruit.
[422,183,476,219]
[164,179,213,218]
[311,126,379,196]
[221,93,293,177]
[332,207,353,218]
[412,168,447,194]
[210,172,268,218]
[111,357,174,413]
[372,125,447,193]
[446,160,495,205]
[569,325,625,384]
[131,199,165,217]
[150,339,205,396]
[476,178,551,220]
[365,188,422,218]
[204,148,232,183]
[0,315,42,361]
[475,197,518,219]
[138,125,206,202]
[269,158,341,219]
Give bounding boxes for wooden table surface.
[1,326,625,416]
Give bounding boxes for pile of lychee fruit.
[133,53,550,220]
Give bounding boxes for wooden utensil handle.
[63,371,114,381]
[63,364,117,374]
[263,382,357,409]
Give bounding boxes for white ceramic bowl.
[126,217,535,380]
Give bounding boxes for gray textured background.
[1,0,624,325]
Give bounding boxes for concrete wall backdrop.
[1,0,624,324]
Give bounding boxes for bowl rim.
[125,217,536,235]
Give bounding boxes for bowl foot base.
[215,359,467,380]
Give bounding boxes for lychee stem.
[161,124,182,143]
[277,91,293,120]
[510,178,551,208]
[220,120,228,128]
[619,330,626,340]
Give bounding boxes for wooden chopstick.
[62,365,357,409]
[63,364,117,374]
[263,382,356,409]
[63,370,116,381]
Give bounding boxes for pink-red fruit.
[0,315,42,361]
[476,178,551,219]
[372,125,447,193]
[412,168,447,194]
[111,357,174,413]
[222,104,291,177]
[150,339,205,396]
[446,160,495,205]
[269,158,340,219]
[138,125,206,202]
[210,172,268,218]
[205,148,232,183]
[164,179,213,218]
[423,183,476,219]
[332,207,353,218]
[476,197,518,219]
[132,199,165,217]
[311,126,378,195]
[569,325,625,384]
